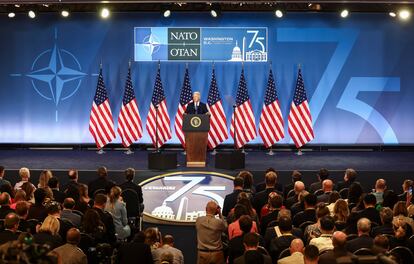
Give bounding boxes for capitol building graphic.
[228,38,267,62]
[151,197,206,221]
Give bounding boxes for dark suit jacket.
[27,204,48,222]
[222,189,243,217]
[228,234,265,264]
[309,182,322,194]
[92,207,116,244]
[185,102,208,114]
[234,250,272,264]
[260,210,279,236]
[88,177,115,197]
[264,226,303,249]
[0,230,20,245]
[0,206,14,219]
[120,181,144,204]
[319,247,356,264]
[52,189,66,204]
[372,223,394,237]
[117,241,153,264]
[33,232,63,249]
[346,234,373,253]
[269,235,296,261]
[293,208,317,227]
[317,192,332,204]
[253,188,282,219]
[284,195,299,209]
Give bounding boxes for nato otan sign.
[139,171,234,224]
[134,27,268,62]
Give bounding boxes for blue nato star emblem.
[142,33,161,55]
[11,29,87,122]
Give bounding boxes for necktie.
[195,103,198,114]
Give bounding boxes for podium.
[183,114,210,167]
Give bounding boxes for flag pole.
[211,60,217,156]
[125,59,134,155]
[97,60,105,155]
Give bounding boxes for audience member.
[346,218,373,253]
[117,232,153,264]
[10,190,26,210]
[15,201,34,234]
[317,180,334,203]
[327,191,340,214]
[332,199,349,228]
[277,239,304,264]
[88,166,115,197]
[319,231,354,264]
[92,193,116,244]
[47,202,75,243]
[227,192,258,224]
[336,168,358,191]
[303,245,319,264]
[309,216,335,251]
[52,228,87,264]
[38,170,53,189]
[81,209,106,244]
[373,179,387,204]
[372,207,394,236]
[269,216,296,262]
[0,166,11,187]
[309,168,329,194]
[283,170,302,199]
[21,182,35,203]
[260,192,283,235]
[105,186,131,240]
[372,235,389,254]
[285,181,305,209]
[223,177,245,217]
[119,167,143,203]
[228,205,258,240]
[228,215,255,264]
[264,209,303,249]
[33,215,63,249]
[48,177,65,203]
[153,234,184,264]
[74,183,92,213]
[393,201,414,231]
[253,171,281,218]
[144,227,162,252]
[290,190,308,216]
[61,198,82,227]
[0,193,14,219]
[0,213,21,244]
[234,232,271,264]
[14,167,36,190]
[63,169,81,200]
[398,179,413,201]
[27,188,48,221]
[237,171,256,195]
[304,204,330,242]
[195,200,226,264]
[293,193,317,227]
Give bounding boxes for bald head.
[322,180,333,192]
[357,218,371,235]
[294,181,305,194]
[66,228,81,245]
[290,239,304,254]
[206,201,218,215]
[332,231,347,248]
[375,179,386,192]
[4,213,20,230]
[0,192,10,206]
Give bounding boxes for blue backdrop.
[1,12,413,145]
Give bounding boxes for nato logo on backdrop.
[134,27,268,62]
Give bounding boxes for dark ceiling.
[0,1,413,14]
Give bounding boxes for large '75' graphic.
[277,28,400,143]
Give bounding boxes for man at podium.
[185,91,209,115]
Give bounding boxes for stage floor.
[0,149,414,171]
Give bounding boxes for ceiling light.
[28,10,36,19]
[398,9,411,20]
[8,12,15,18]
[61,10,69,17]
[275,9,283,18]
[389,12,397,17]
[163,9,171,18]
[340,9,349,18]
[210,9,218,18]
[101,8,110,19]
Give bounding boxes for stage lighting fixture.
[340,9,349,18]
[275,9,283,18]
[101,8,110,19]
[210,9,218,18]
[398,9,411,20]
[8,12,15,18]
[61,10,70,18]
[28,10,36,19]
[163,9,171,18]
[389,12,397,17]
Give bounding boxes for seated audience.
[47,202,75,242]
[38,170,53,189]
[388,217,412,250]
[269,216,296,262]
[74,183,92,213]
[346,218,373,253]
[21,182,35,203]
[383,189,399,208]
[119,167,143,202]
[327,191,340,214]
[223,177,245,217]
[319,231,354,264]
[61,198,82,227]
[228,204,258,240]
[290,190,308,216]
[10,190,26,210]
[27,188,48,222]
[48,177,65,204]
[336,168,358,191]
[285,181,305,209]
[34,215,63,249]
[63,169,81,200]
[348,193,381,233]
[260,192,283,235]
[332,199,349,230]
[14,167,36,191]
[80,209,106,244]
[234,232,271,264]
[117,232,153,264]
[373,179,387,204]
[15,201,35,234]
[309,168,330,194]
[0,193,14,219]
[228,215,255,264]
[283,170,302,199]
[293,193,317,227]
[92,193,116,244]
[228,192,258,224]
[398,179,413,201]
[277,238,304,264]
[153,234,184,264]
[253,171,281,218]
[304,204,330,243]
[144,227,162,252]
[52,228,87,264]
[372,234,389,254]
[317,180,334,204]
[309,216,335,251]
[303,245,319,264]
[393,201,414,231]
[105,186,131,240]
[264,209,303,249]
[372,207,394,237]
[0,166,11,187]
[0,213,21,244]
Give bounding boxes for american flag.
[89,69,116,149]
[117,68,143,147]
[146,67,172,148]
[174,68,193,148]
[207,68,228,149]
[259,69,285,148]
[230,69,257,148]
[288,69,314,148]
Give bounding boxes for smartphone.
[409,187,413,196]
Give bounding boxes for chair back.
[93,189,106,198]
[390,246,414,264]
[287,189,295,198]
[299,221,315,232]
[278,248,290,259]
[354,248,374,256]
[314,189,324,196]
[339,188,349,199]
